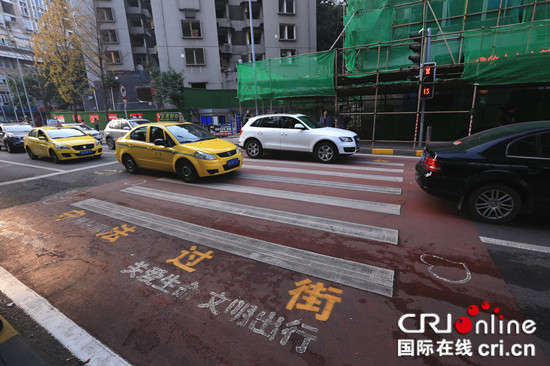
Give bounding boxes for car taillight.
[423,155,442,172]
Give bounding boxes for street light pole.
[5,79,19,120]
[5,43,35,126]
[5,75,24,122]
[248,0,259,115]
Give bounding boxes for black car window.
[38,130,47,139]
[28,129,37,138]
[259,117,278,128]
[130,126,148,141]
[280,117,299,129]
[149,126,165,142]
[250,119,261,127]
[541,132,550,159]
[507,135,539,158]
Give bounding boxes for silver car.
[104,118,151,150]
[62,123,102,142]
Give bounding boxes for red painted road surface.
[0,155,548,365]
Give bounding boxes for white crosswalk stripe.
[158,179,402,215]
[241,165,403,182]
[121,185,399,244]
[72,198,395,297]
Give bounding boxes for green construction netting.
[237,51,335,102]
[461,20,550,84]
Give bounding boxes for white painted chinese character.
[280,320,318,354]
[172,281,200,299]
[136,267,167,286]
[120,261,149,278]
[224,299,257,326]
[248,310,284,341]
[152,274,181,294]
[198,291,230,315]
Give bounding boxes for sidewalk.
[0,315,48,366]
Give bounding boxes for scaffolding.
[237,0,550,144]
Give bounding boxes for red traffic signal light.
[422,62,436,83]
[421,85,434,99]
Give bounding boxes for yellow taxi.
[115,122,242,182]
[24,126,103,163]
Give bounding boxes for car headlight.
[339,137,353,142]
[54,143,70,150]
[6,133,14,138]
[194,150,216,160]
[95,140,101,146]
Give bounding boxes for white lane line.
[0,266,131,366]
[480,236,550,254]
[244,159,405,169]
[0,159,64,172]
[159,179,401,215]
[122,186,399,245]
[237,173,402,195]
[72,198,395,297]
[0,161,118,187]
[242,165,403,182]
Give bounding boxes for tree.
[150,66,185,111]
[317,0,344,51]
[31,0,88,123]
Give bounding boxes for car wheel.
[245,139,263,159]
[467,184,521,224]
[122,155,139,174]
[49,149,60,164]
[177,160,198,183]
[6,142,13,153]
[106,136,115,150]
[26,147,37,160]
[314,142,338,163]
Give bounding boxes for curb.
[0,315,48,366]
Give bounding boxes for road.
[0,146,549,365]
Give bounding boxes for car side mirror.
[123,126,130,130]
[154,138,166,146]
[38,136,46,140]
[294,123,306,130]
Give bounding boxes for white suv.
[104,118,151,149]
[238,114,360,163]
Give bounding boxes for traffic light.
[422,62,436,83]
[421,85,434,99]
[409,30,423,65]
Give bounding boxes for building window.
[104,51,121,64]
[20,5,30,16]
[279,24,296,40]
[96,7,114,22]
[278,0,295,14]
[184,48,205,65]
[280,49,296,57]
[100,30,118,44]
[181,20,201,38]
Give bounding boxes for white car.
[104,118,151,149]
[238,113,360,163]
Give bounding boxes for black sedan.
[415,121,550,224]
[0,123,33,153]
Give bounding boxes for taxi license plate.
[79,150,93,155]
[227,158,238,167]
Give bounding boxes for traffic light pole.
[418,28,431,148]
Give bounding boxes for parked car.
[115,122,242,182]
[104,118,151,150]
[415,121,550,224]
[0,122,33,153]
[62,123,102,141]
[24,126,103,163]
[238,113,360,163]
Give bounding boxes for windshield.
[297,115,324,129]
[4,124,32,133]
[166,124,216,144]
[45,128,87,139]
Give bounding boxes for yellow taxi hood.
[183,138,237,153]
[54,136,97,145]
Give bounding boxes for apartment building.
[90,0,316,93]
[0,0,45,120]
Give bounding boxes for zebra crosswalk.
[72,157,406,298]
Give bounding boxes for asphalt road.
[0,145,549,365]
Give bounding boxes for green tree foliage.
[31,0,88,121]
[150,67,185,111]
[317,0,344,51]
